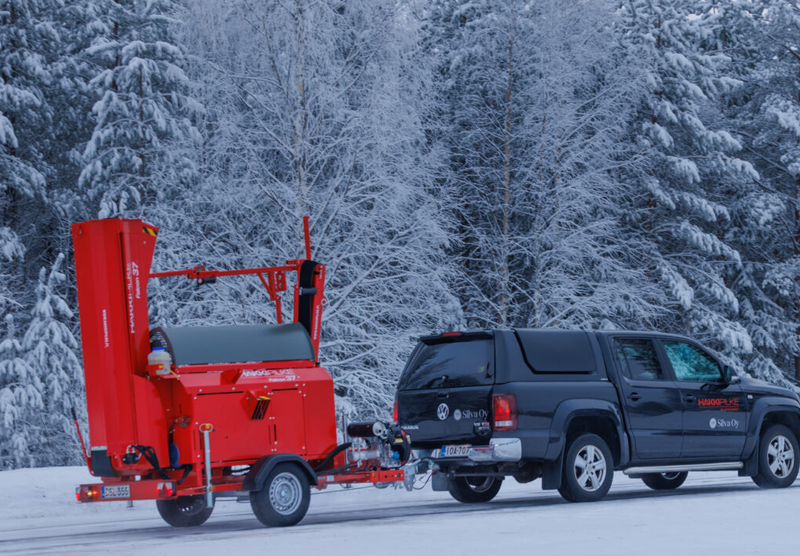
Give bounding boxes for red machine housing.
[72,219,169,475]
[71,218,397,503]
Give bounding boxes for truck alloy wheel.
[641,471,688,490]
[753,424,799,489]
[767,435,795,477]
[250,463,311,527]
[447,475,503,503]
[559,433,614,502]
[575,445,607,492]
[156,495,214,527]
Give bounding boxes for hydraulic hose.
[314,442,352,473]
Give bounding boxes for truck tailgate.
[396,335,494,448]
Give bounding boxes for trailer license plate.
[441,445,470,458]
[101,485,130,499]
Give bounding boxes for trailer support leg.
[71,407,90,467]
[200,424,214,508]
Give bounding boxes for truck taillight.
[392,400,399,423]
[492,394,517,431]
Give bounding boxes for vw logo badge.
[437,403,449,421]
[709,418,717,429]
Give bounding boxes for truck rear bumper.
[467,438,522,462]
[412,438,523,464]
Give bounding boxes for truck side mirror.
[723,365,741,384]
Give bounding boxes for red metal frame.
[151,264,293,325]
[72,216,402,504]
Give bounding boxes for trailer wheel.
[250,463,311,527]
[752,424,799,489]
[156,495,214,527]
[447,476,502,503]
[558,433,614,503]
[641,472,688,490]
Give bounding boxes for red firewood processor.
[71,217,410,527]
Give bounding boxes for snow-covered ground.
[0,466,795,555]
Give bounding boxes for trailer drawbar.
[71,217,410,527]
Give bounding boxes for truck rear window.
[397,339,493,390]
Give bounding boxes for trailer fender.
[739,399,800,476]
[243,454,318,492]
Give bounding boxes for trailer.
[71,217,409,527]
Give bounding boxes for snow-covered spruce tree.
[0,0,82,468]
[0,0,60,310]
[0,0,55,204]
[429,0,662,330]
[42,0,105,224]
[423,0,511,327]
[79,0,201,219]
[0,314,43,469]
[515,0,667,330]
[0,0,106,276]
[22,254,84,466]
[688,1,800,382]
[0,229,24,315]
[144,0,459,419]
[614,0,757,362]
[701,0,798,384]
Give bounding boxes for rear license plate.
[440,445,470,458]
[101,485,130,499]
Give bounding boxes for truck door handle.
[437,393,449,399]
[629,393,641,402]
[684,394,696,403]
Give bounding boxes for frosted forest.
[2,0,800,469]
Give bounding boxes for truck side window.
[615,339,664,381]
[663,341,722,383]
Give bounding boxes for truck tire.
[558,433,614,503]
[641,472,688,490]
[447,476,502,503]
[250,463,311,527]
[156,495,214,527]
[752,424,799,489]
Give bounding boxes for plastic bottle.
[148,346,172,376]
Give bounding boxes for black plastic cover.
[514,329,597,373]
[297,260,319,337]
[90,447,116,477]
[150,322,314,366]
[243,453,318,490]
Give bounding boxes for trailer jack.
[200,424,214,508]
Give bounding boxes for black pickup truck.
[395,330,800,503]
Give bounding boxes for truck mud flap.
[740,449,758,477]
[541,456,563,490]
[431,470,448,491]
